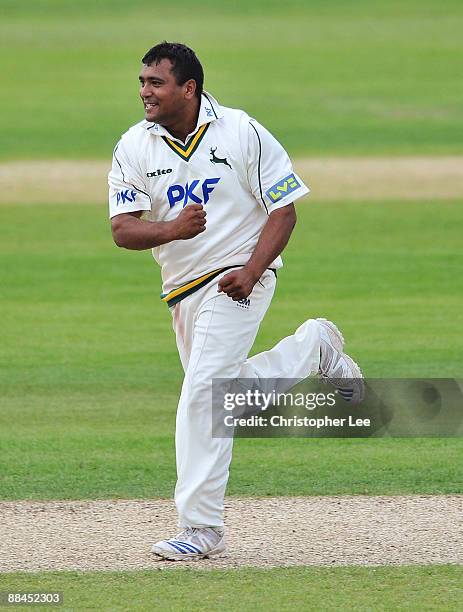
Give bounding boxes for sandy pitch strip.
[1,157,463,204]
[1,495,462,572]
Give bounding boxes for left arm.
[218,204,296,300]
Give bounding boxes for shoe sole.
[151,542,226,562]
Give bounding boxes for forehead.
[140,59,175,80]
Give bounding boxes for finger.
[191,209,206,217]
[186,204,203,211]
[218,276,234,290]
[224,286,243,298]
[217,282,234,293]
[192,216,206,224]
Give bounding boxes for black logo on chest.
[210,147,232,170]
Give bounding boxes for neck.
[165,98,200,142]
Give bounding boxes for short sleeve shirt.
[108,92,309,293]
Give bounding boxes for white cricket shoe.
[151,526,226,561]
[317,318,364,405]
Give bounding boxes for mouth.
[144,102,159,111]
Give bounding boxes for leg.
[239,318,322,392]
[174,270,276,527]
[240,317,363,401]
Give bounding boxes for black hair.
[142,42,204,98]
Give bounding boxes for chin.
[147,111,163,124]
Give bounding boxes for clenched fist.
[172,204,207,240]
[218,268,259,300]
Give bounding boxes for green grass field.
[1,566,462,611]
[1,0,462,609]
[1,200,462,501]
[1,0,462,158]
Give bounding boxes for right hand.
[171,204,207,240]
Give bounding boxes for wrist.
[162,220,178,243]
[243,262,264,283]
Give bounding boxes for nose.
[140,82,152,98]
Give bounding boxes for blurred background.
[2,0,462,158]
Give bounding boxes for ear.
[184,79,197,100]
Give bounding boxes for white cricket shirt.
[108,92,309,295]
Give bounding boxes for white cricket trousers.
[170,269,321,527]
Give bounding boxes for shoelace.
[175,527,197,539]
[175,527,221,545]
[320,342,346,378]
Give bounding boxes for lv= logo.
[266,173,300,203]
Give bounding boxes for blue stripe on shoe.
[166,541,191,554]
[171,540,202,554]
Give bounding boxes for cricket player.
[108,42,363,561]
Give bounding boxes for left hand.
[217,268,259,300]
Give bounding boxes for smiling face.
[139,59,196,127]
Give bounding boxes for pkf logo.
[167,178,220,208]
[266,173,300,203]
[116,189,137,205]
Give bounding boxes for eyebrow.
[139,76,165,83]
